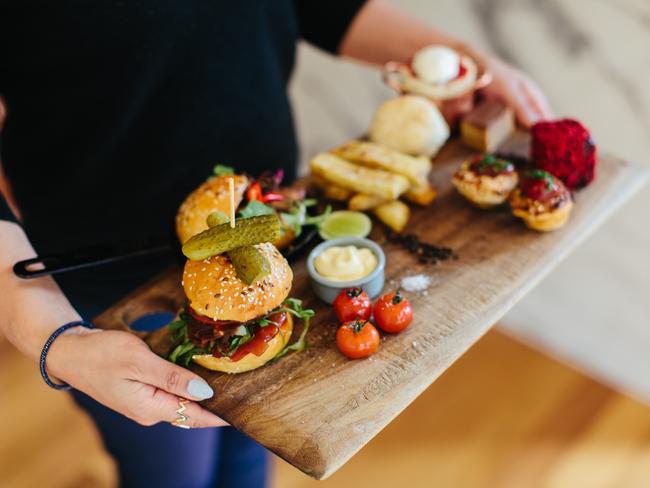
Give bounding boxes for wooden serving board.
[93,132,649,479]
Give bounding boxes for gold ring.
[171,398,191,429]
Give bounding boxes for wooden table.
[94,132,649,479]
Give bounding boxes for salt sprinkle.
[399,274,431,292]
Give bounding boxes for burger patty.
[186,309,288,361]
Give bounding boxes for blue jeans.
[71,390,269,488]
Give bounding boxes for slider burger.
[169,174,314,373]
[175,170,322,252]
[509,169,573,232]
[452,154,518,208]
[174,243,296,374]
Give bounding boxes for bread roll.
[370,95,450,158]
[176,175,248,244]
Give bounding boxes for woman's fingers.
[510,77,553,127]
[511,83,541,128]
[440,92,475,126]
[151,389,229,429]
[126,348,215,401]
[480,57,554,128]
[482,81,537,127]
[523,78,554,120]
[129,385,228,428]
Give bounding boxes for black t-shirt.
[0,1,366,316]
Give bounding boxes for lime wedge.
[319,210,372,240]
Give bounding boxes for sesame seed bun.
[191,313,293,373]
[183,242,293,323]
[176,175,248,244]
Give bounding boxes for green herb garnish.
[167,298,316,366]
[213,164,235,177]
[473,154,512,173]
[168,314,213,367]
[237,199,276,219]
[280,199,331,237]
[271,298,316,359]
[526,169,555,190]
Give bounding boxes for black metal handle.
[13,243,174,279]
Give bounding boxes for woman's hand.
[477,55,554,128]
[49,327,227,429]
[439,55,554,128]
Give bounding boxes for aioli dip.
[314,245,378,282]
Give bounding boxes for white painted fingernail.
[187,379,214,400]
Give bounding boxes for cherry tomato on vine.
[333,287,372,323]
[373,290,413,333]
[336,319,380,359]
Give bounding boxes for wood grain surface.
[93,132,649,479]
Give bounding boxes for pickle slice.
[227,245,271,285]
[206,211,271,284]
[182,215,280,260]
[206,210,229,227]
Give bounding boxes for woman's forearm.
[339,0,485,66]
[0,221,80,363]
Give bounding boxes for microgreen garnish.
[213,164,235,177]
[238,199,276,219]
[526,169,555,190]
[167,312,213,366]
[280,199,331,237]
[273,298,316,359]
[473,154,512,173]
[167,299,317,366]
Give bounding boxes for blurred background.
[2,0,649,486]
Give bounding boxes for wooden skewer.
[228,177,235,228]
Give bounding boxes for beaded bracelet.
[40,320,94,390]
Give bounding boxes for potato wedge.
[374,200,410,233]
[348,193,387,211]
[310,153,410,200]
[403,182,437,206]
[333,140,432,184]
[311,174,353,201]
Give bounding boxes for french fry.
[310,174,353,201]
[310,153,410,200]
[374,200,410,233]
[403,182,437,206]
[333,140,432,184]
[348,193,387,211]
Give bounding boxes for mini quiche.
[509,169,573,232]
[452,154,518,208]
